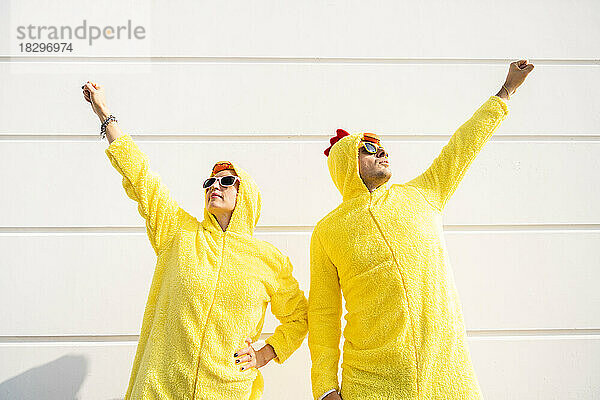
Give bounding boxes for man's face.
[204,170,240,216]
[357,141,392,191]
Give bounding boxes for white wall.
[1,1,599,399]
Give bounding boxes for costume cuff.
[490,95,510,115]
[264,334,289,364]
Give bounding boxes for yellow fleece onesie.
[308,95,509,400]
[105,133,308,399]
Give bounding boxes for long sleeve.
[105,133,183,255]
[264,256,309,364]
[308,230,342,400]
[405,95,509,211]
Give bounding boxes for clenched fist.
[82,80,110,121]
[503,59,535,96]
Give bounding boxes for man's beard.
[373,168,391,181]
[368,168,391,188]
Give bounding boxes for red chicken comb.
[324,129,350,156]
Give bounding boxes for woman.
[82,81,308,399]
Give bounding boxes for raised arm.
[405,60,534,211]
[83,81,184,255]
[405,94,509,211]
[308,230,343,400]
[82,81,122,144]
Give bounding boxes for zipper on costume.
[367,191,421,397]
[191,231,227,399]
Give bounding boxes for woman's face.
[204,170,240,216]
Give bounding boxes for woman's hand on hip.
[233,337,276,371]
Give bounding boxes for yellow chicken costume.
[105,133,308,399]
[308,95,509,399]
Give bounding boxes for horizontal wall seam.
[2,329,599,344]
[1,56,599,65]
[1,224,600,235]
[1,134,600,142]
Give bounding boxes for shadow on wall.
[0,354,91,400]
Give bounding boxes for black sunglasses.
[203,175,240,189]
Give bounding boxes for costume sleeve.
[308,230,342,400]
[265,256,309,364]
[406,95,509,211]
[105,133,183,255]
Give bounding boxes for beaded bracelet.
[100,114,117,140]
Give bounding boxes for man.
[308,60,534,399]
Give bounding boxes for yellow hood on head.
[326,132,372,201]
[203,162,261,236]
